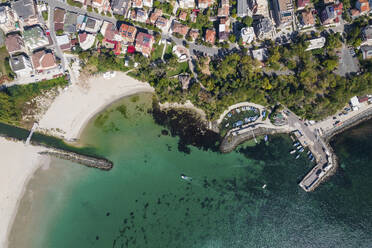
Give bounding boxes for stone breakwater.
[39,149,113,171]
[220,127,289,153]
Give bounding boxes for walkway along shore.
[219,102,372,192]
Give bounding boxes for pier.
[218,102,372,192]
[25,123,38,145]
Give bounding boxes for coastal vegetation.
[0,77,68,126]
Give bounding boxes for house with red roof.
[135,32,154,57]
[119,23,137,44]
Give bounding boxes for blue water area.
[9,94,372,248]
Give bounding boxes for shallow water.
[9,94,372,248]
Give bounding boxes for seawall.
[220,127,289,153]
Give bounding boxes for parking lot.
[335,45,359,76]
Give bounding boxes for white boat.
[295,154,300,159]
[180,174,192,181]
[262,184,267,189]
[290,150,296,154]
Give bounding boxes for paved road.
[40,0,117,24]
[286,109,327,164]
[48,5,66,72]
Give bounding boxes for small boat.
[295,154,300,159]
[297,145,303,150]
[180,174,192,181]
[293,142,300,147]
[262,184,267,189]
[307,151,311,155]
[264,135,268,142]
[311,157,315,162]
[299,148,304,153]
[290,150,296,154]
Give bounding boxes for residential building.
[56,35,71,51]
[111,0,131,16]
[273,0,294,27]
[64,12,78,34]
[172,21,190,36]
[333,2,343,15]
[11,0,38,26]
[198,0,214,9]
[5,33,24,54]
[149,9,162,24]
[205,28,216,44]
[179,11,188,21]
[297,0,310,10]
[143,0,153,7]
[218,0,229,17]
[132,0,143,8]
[237,0,249,17]
[361,25,372,46]
[135,9,148,23]
[251,48,268,61]
[241,27,255,44]
[119,23,137,43]
[361,45,372,59]
[251,0,269,18]
[172,45,189,61]
[54,8,66,23]
[190,12,197,22]
[135,32,154,57]
[31,50,57,72]
[101,21,121,41]
[356,0,370,14]
[321,5,340,25]
[0,6,6,24]
[78,32,96,50]
[0,7,19,33]
[323,0,334,4]
[92,0,110,12]
[254,17,275,40]
[301,9,315,27]
[155,17,169,32]
[84,17,102,33]
[188,29,199,40]
[178,0,195,8]
[218,17,230,42]
[23,26,49,51]
[305,37,326,51]
[9,54,33,77]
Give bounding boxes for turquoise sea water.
[9,94,372,248]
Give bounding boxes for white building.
[9,55,33,78]
[178,0,195,8]
[350,96,360,111]
[241,27,255,44]
[305,37,326,51]
[251,48,268,61]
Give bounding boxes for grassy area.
[151,43,164,61]
[167,61,189,77]
[0,77,68,126]
[42,11,48,21]
[0,46,14,82]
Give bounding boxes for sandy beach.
[0,138,48,248]
[38,72,154,141]
[1,72,153,247]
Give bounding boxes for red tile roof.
[205,29,216,44]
